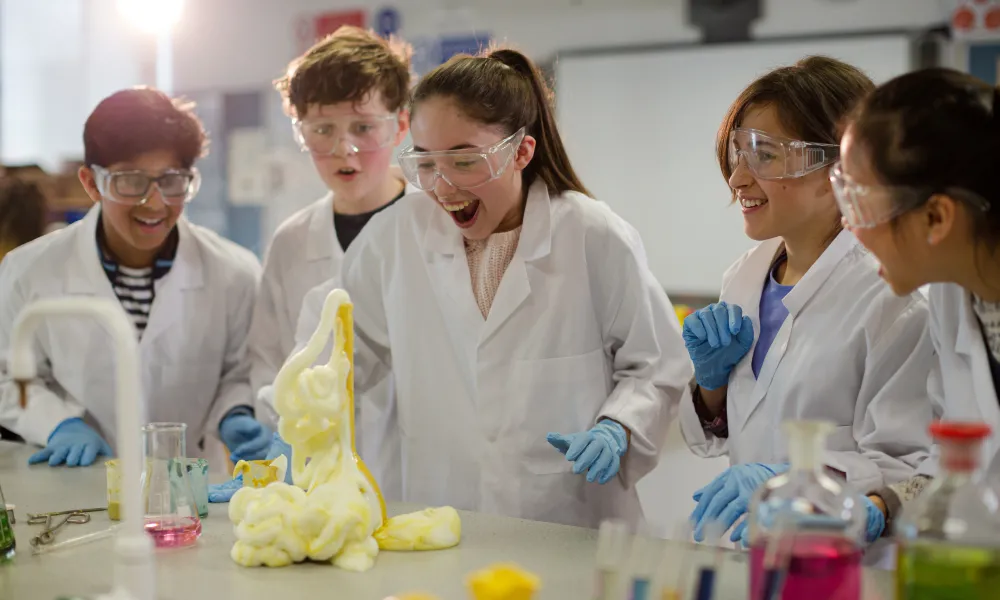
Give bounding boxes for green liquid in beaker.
[897,540,1000,600]
[0,509,15,563]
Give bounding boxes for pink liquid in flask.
[144,516,202,548]
[750,534,861,600]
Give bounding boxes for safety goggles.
[92,165,201,205]
[397,128,525,192]
[292,114,399,155]
[728,128,840,180]
[830,161,991,228]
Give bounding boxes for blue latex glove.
[863,495,887,543]
[682,301,754,390]
[731,497,886,548]
[219,413,272,463]
[208,433,294,503]
[264,432,293,485]
[690,462,789,542]
[546,420,628,484]
[28,418,113,467]
[208,476,243,503]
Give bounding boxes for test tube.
[594,519,630,600]
[627,528,663,600]
[30,525,120,556]
[693,521,726,600]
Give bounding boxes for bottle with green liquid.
[895,421,1000,599]
[0,479,14,562]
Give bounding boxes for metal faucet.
[9,297,154,600]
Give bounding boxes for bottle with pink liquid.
[140,422,202,549]
[746,420,867,600]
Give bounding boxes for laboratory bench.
[0,441,896,599]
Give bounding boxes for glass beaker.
[895,421,1000,599]
[0,479,14,562]
[140,423,202,548]
[747,420,866,600]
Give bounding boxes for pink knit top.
[464,226,523,318]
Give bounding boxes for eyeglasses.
[91,165,200,205]
[292,114,399,155]
[830,161,991,228]
[397,128,525,192]
[729,128,839,180]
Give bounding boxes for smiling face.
[79,148,188,267]
[302,93,409,205]
[728,104,841,243]
[409,95,535,240]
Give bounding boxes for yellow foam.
[467,564,541,600]
[375,507,462,551]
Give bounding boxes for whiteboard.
[555,34,913,296]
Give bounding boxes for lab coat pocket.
[157,363,219,426]
[513,348,611,475]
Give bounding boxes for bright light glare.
[117,0,184,34]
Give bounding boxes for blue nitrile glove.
[219,412,272,463]
[264,432,293,485]
[732,510,859,548]
[546,420,628,484]
[208,476,243,503]
[690,462,789,542]
[28,418,113,467]
[682,301,754,390]
[863,495,886,543]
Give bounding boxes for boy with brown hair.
[247,26,413,426]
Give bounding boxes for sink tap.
[9,297,154,600]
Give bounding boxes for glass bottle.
[0,480,14,562]
[747,420,867,600]
[895,421,1000,599]
[140,422,202,548]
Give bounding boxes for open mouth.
[739,196,768,212]
[441,199,481,228]
[336,167,358,178]
[133,215,166,229]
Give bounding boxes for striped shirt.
[96,218,178,339]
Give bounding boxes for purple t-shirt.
[752,255,794,379]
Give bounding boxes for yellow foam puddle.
[227,289,460,571]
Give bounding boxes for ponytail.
[410,46,591,198]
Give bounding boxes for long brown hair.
[410,46,591,197]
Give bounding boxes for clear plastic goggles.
[292,114,399,155]
[92,165,200,205]
[830,161,991,229]
[397,128,525,192]
[729,128,840,180]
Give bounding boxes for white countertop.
[0,441,894,599]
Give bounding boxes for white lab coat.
[340,181,693,529]
[679,231,936,493]
[248,180,416,426]
[918,282,1000,478]
[0,207,261,468]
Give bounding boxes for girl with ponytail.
[338,46,692,528]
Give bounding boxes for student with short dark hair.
[0,87,268,470]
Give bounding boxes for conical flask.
[141,422,202,548]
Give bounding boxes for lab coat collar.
[781,229,858,316]
[423,180,553,260]
[306,193,337,261]
[66,204,204,293]
[954,291,1000,430]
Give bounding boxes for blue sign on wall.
[969,43,1000,85]
[375,7,401,38]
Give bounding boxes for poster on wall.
[951,0,1000,40]
[968,43,1000,85]
[411,33,493,77]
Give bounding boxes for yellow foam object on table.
[227,289,461,572]
[375,506,462,551]
[233,455,288,488]
[384,595,441,600]
[467,563,541,600]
